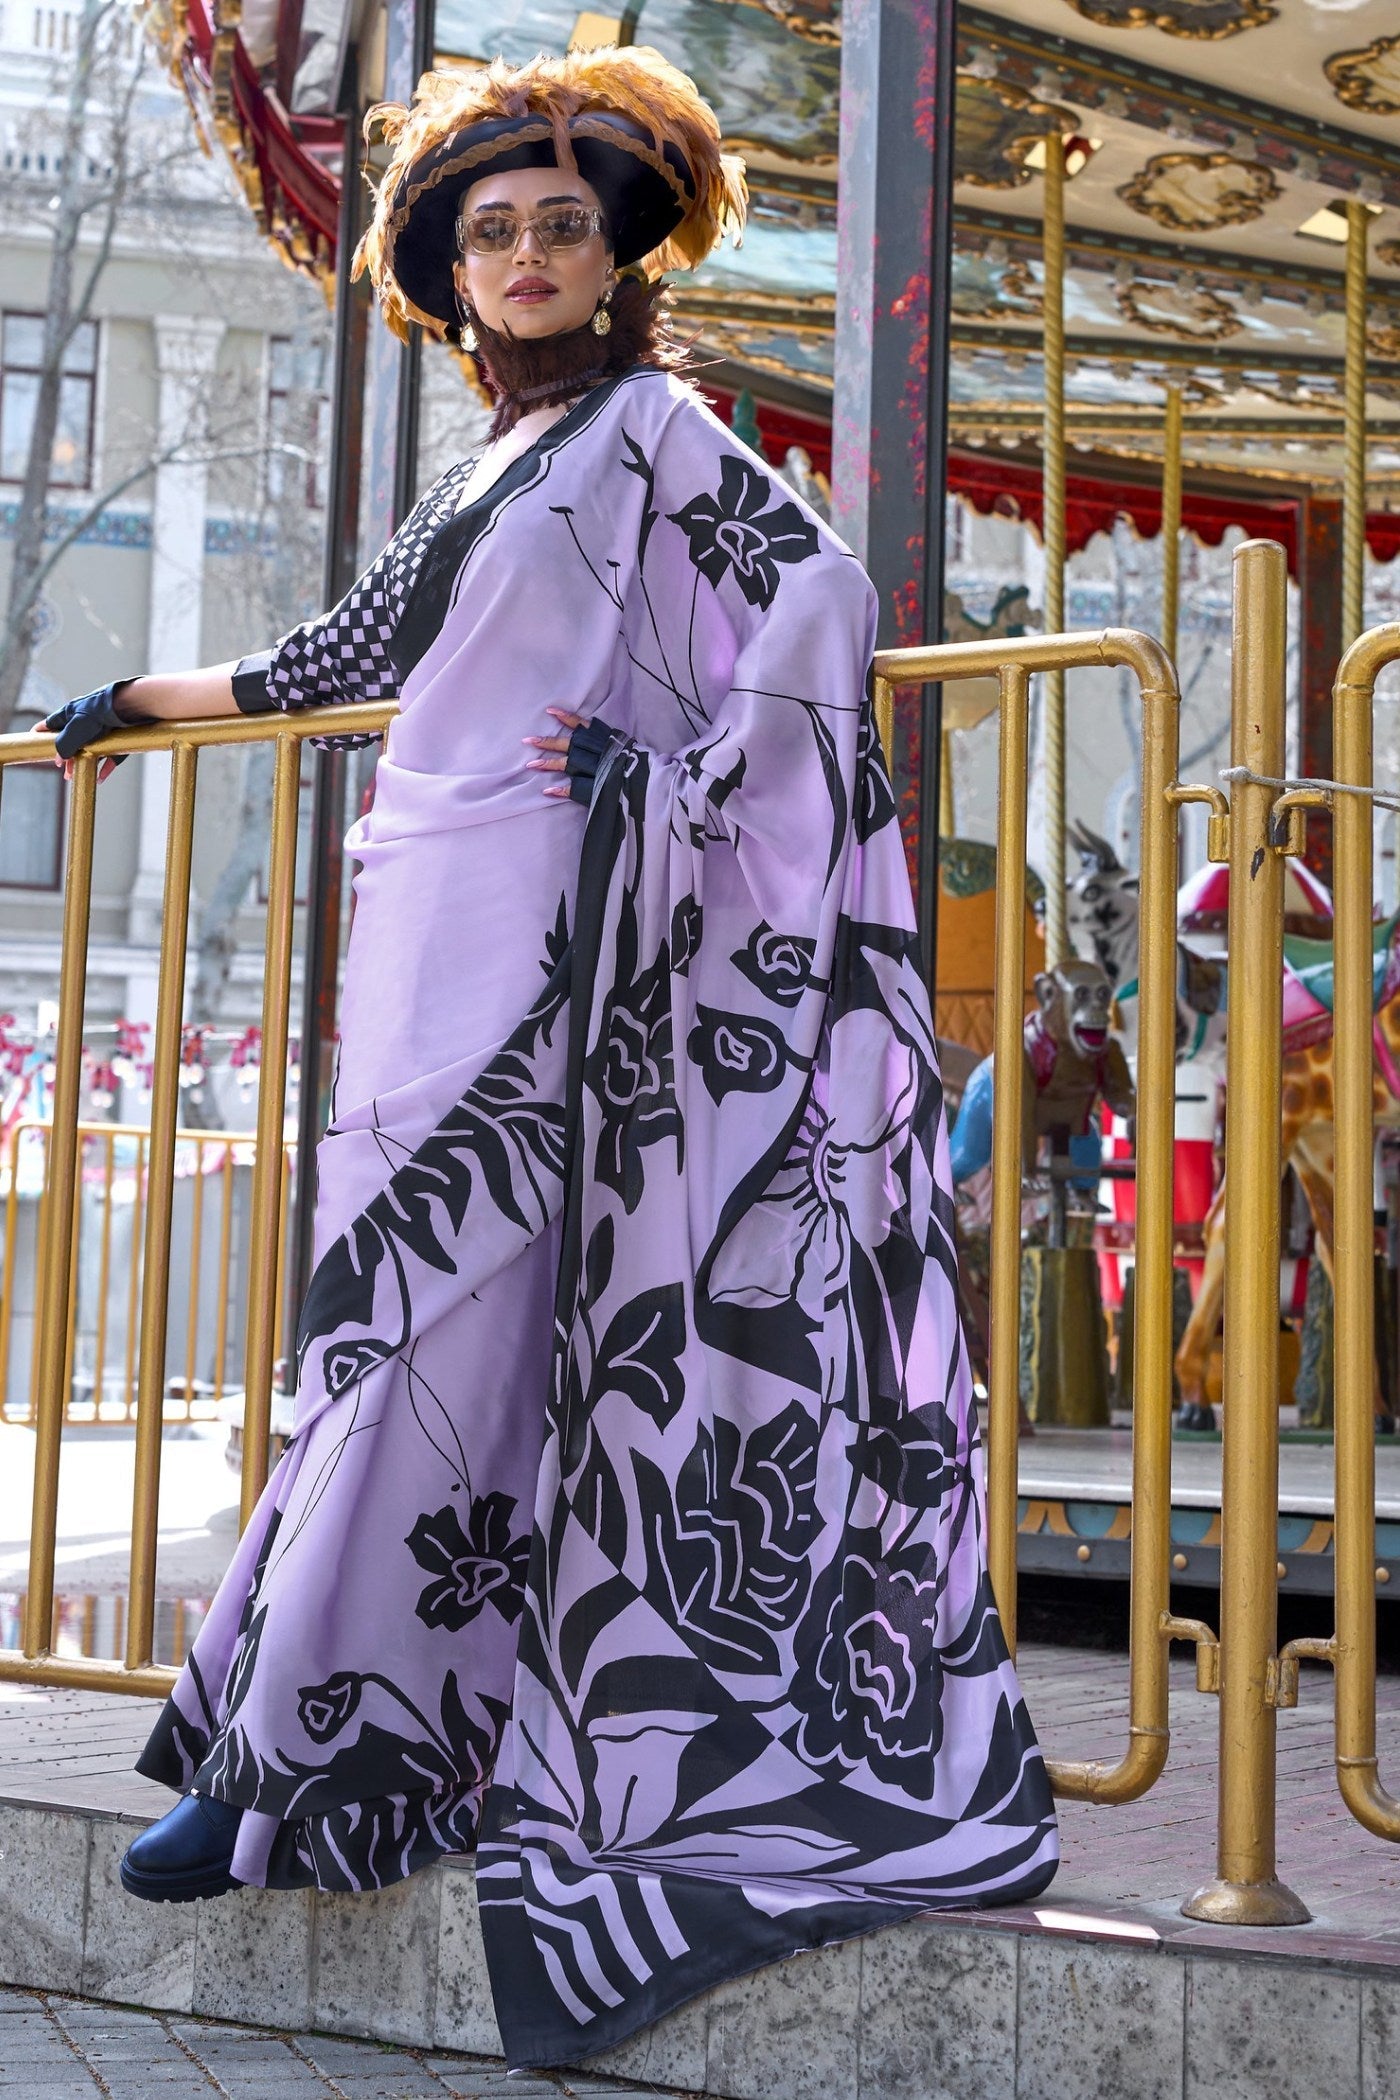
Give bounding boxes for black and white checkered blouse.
[231,459,478,750]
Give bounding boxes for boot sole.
[118,1857,240,1904]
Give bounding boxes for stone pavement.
[0,1988,675,2098]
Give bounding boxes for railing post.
[1327,621,1400,1839]
[1183,539,1309,1926]
[987,663,1030,1648]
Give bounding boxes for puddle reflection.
[0,1591,210,1668]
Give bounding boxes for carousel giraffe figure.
[1065,823,1400,1432]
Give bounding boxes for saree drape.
[139,368,1057,2067]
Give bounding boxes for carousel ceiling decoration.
[1060,0,1275,37]
[1112,276,1242,340]
[1116,150,1278,231]
[959,6,1400,208]
[1325,36,1400,121]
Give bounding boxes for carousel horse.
[1064,824,1400,1431]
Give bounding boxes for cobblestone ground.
[0,1988,681,2099]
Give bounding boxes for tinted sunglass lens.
[540,207,595,246]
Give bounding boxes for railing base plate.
[1181,1875,1311,1926]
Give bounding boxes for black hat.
[354,48,747,342]
[387,109,695,330]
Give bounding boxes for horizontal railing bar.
[0,1651,177,1698]
[4,1118,296,1145]
[874,627,1176,692]
[0,703,399,768]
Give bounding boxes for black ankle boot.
[119,1790,243,1903]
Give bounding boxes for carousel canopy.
[155,0,1400,527]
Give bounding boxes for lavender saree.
[139,366,1057,2066]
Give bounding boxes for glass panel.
[63,319,97,376]
[1,369,38,479]
[268,335,293,391]
[50,372,92,486]
[2,313,45,367]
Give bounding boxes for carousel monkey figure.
[949,958,1136,1188]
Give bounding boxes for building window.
[0,311,97,488]
[0,716,64,889]
[265,336,327,511]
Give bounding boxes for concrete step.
[5,1790,1400,2100]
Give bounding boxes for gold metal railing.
[0,1120,295,1425]
[874,621,1221,1811]
[1260,618,1400,1850]
[0,701,395,1696]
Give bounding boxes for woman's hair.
[469,272,696,437]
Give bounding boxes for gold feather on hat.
[352,47,747,344]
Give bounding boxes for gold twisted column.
[1042,128,1068,968]
[1161,385,1183,668]
[1343,201,1369,652]
[1183,540,1308,1926]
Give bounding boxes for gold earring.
[590,288,614,337]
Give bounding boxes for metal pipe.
[1042,128,1068,970]
[127,739,198,1671]
[0,1122,25,1416]
[1343,202,1369,654]
[241,733,302,1527]
[184,1133,205,1408]
[875,624,1181,1805]
[1332,620,1400,1840]
[124,1135,144,1419]
[988,663,1030,1647]
[215,1146,234,1402]
[1183,540,1309,1926]
[93,1129,114,1419]
[23,757,97,1658]
[62,1144,80,1417]
[1049,623,1183,1806]
[1162,385,1183,668]
[27,1131,49,1429]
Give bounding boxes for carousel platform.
[6,1650,1400,2100]
[1016,1423,1400,1596]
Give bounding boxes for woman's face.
[453,165,616,340]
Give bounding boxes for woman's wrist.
[112,667,241,722]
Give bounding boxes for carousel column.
[1040,128,1068,970]
[1343,199,1370,656]
[831,0,956,974]
[1161,384,1182,669]
[127,318,226,1048]
[1298,495,1342,892]
[289,67,373,1324]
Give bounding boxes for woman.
[43,47,1056,2068]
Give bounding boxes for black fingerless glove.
[42,679,148,765]
[564,715,620,806]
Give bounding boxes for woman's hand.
[523,706,618,804]
[522,706,586,798]
[37,682,142,783]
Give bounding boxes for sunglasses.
[458,203,607,256]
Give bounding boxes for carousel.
[149,0,1400,1595]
